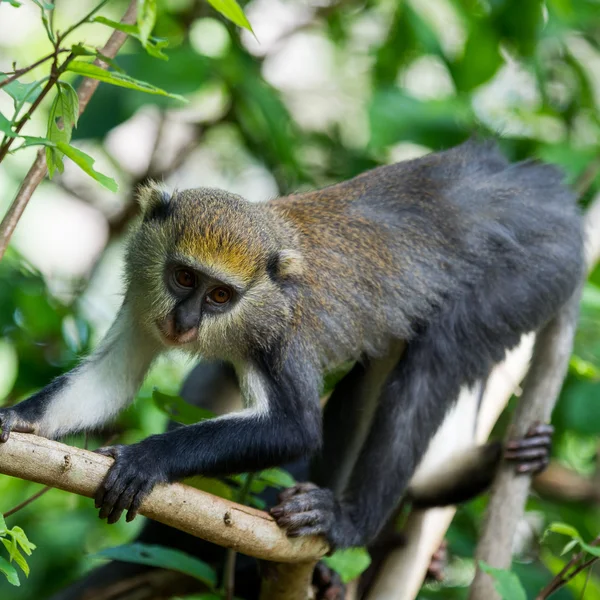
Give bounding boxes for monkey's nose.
[158,315,198,345]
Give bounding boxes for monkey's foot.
[270,482,337,539]
[425,540,448,582]
[313,562,345,600]
[504,423,553,475]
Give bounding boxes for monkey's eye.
[207,287,232,305]
[174,268,196,289]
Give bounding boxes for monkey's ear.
[269,249,304,279]
[137,183,172,221]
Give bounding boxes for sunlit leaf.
[92,544,217,587]
[1,539,29,577]
[45,82,79,177]
[66,61,185,100]
[93,17,169,60]
[547,522,582,540]
[207,0,253,33]
[0,555,19,586]
[322,548,371,583]
[478,562,527,600]
[137,0,157,47]
[1,0,23,7]
[257,468,296,489]
[54,141,117,191]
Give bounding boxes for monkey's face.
[124,186,300,360]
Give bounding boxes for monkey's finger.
[505,447,548,461]
[0,414,14,443]
[526,423,554,437]
[126,481,153,523]
[277,482,318,503]
[107,481,139,525]
[98,473,134,520]
[95,461,126,509]
[506,435,551,450]
[286,525,328,538]
[276,510,324,534]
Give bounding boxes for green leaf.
[92,544,217,588]
[66,61,185,100]
[322,548,371,584]
[580,541,600,557]
[152,390,216,425]
[257,468,296,489]
[547,522,582,540]
[137,0,157,47]
[92,17,169,60]
[8,527,36,556]
[184,477,234,500]
[0,555,19,586]
[53,141,118,191]
[70,43,97,57]
[1,0,23,7]
[0,111,15,137]
[0,514,6,533]
[45,82,79,177]
[207,0,253,32]
[0,76,44,109]
[478,562,527,600]
[1,539,29,577]
[561,539,580,555]
[30,0,54,8]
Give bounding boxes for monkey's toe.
[505,423,553,475]
[271,483,336,538]
[313,562,345,600]
[425,540,448,582]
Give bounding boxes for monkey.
[0,139,584,553]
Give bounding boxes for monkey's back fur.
[269,139,583,373]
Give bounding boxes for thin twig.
[3,486,51,518]
[0,51,65,90]
[0,0,138,262]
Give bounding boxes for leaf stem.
[59,0,113,42]
[0,51,65,90]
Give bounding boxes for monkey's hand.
[0,407,37,443]
[270,482,355,549]
[94,441,169,524]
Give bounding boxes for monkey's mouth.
[156,317,198,346]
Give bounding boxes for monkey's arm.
[93,353,322,524]
[0,304,160,441]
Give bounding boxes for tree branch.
[0,432,327,564]
[0,0,138,261]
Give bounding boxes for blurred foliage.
[1,0,600,598]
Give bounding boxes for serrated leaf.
[53,141,118,191]
[152,390,215,424]
[0,111,16,137]
[257,468,296,489]
[0,76,44,109]
[1,539,29,577]
[66,61,185,100]
[92,544,217,587]
[207,0,253,32]
[0,555,19,586]
[322,548,371,584]
[137,0,157,47]
[93,17,169,60]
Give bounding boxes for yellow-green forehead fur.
[140,185,281,283]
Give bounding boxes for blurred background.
[1,0,600,598]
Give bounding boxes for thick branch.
[0,433,327,564]
[0,0,137,260]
